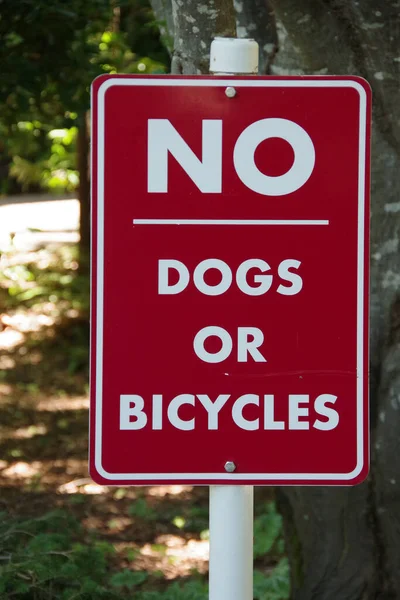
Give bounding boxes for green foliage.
[1,0,115,118]
[0,245,88,312]
[252,503,290,599]
[138,579,208,600]
[0,509,107,598]
[110,569,148,589]
[166,504,209,535]
[254,502,285,559]
[185,504,209,533]
[0,0,169,194]
[128,498,157,521]
[254,559,291,600]
[0,507,210,599]
[0,509,154,599]
[10,125,78,192]
[172,515,186,529]
[0,244,90,378]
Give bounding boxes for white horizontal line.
[133,219,329,226]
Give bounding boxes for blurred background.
[0,2,287,599]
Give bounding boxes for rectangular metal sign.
[90,75,370,485]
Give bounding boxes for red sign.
[90,75,370,485]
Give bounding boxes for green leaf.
[254,503,284,558]
[128,498,157,521]
[254,559,290,600]
[172,516,186,529]
[110,569,148,589]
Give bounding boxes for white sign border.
[93,77,367,483]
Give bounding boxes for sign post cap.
[209,37,259,75]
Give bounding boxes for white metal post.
[208,37,259,600]
[209,37,259,76]
[209,486,254,600]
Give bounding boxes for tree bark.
[149,0,174,53]
[267,1,400,597]
[77,113,90,272]
[234,0,277,73]
[149,0,400,597]
[151,0,237,74]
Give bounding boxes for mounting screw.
[224,461,236,473]
[225,86,236,98]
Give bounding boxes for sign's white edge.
[94,78,367,482]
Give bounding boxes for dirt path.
[0,193,79,251]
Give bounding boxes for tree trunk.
[151,0,236,73]
[150,1,400,597]
[268,1,400,597]
[234,0,277,73]
[77,112,90,272]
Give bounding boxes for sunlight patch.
[2,461,42,479]
[0,384,13,395]
[12,424,48,439]
[0,198,79,251]
[147,485,193,497]
[58,478,108,495]
[2,312,55,332]
[137,535,209,579]
[0,356,16,369]
[0,327,24,349]
[156,534,209,560]
[37,395,89,411]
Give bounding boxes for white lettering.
[152,394,163,430]
[167,394,195,430]
[158,258,303,296]
[120,395,147,430]
[193,326,232,363]
[119,393,340,431]
[289,395,310,430]
[277,259,303,295]
[232,394,260,430]
[313,394,339,430]
[193,259,232,296]
[197,394,231,429]
[237,327,266,362]
[236,259,273,296]
[264,394,285,429]
[148,118,315,195]
[233,118,315,196]
[158,259,190,294]
[148,119,222,193]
